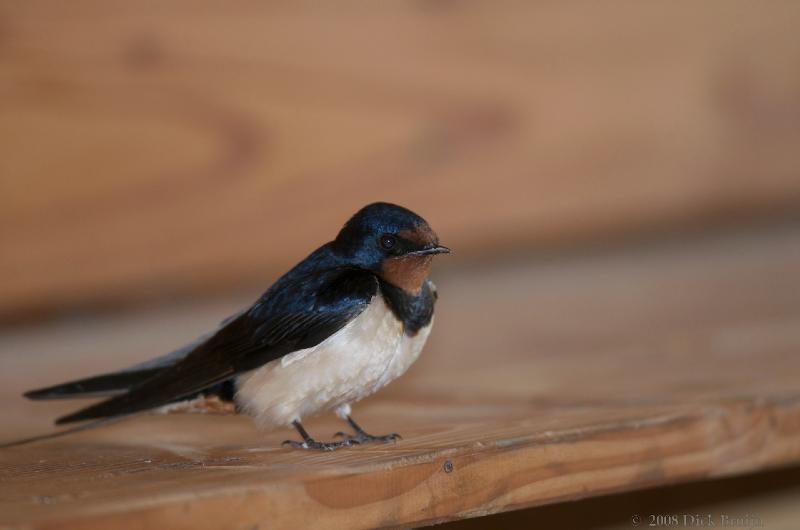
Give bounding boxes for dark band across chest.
[378,280,437,336]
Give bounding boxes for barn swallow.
[22,203,449,450]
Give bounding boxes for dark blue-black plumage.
[25,202,448,426]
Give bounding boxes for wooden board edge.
[11,396,800,530]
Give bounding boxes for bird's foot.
[282,438,353,451]
[334,431,402,445]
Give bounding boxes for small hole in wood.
[443,459,454,473]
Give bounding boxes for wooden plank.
[3,1,800,319]
[1,223,800,529]
[442,466,800,529]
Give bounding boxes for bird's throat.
[379,255,433,294]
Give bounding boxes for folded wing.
[40,267,377,425]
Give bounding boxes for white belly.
[235,295,432,428]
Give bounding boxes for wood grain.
[2,1,800,319]
[1,222,799,529]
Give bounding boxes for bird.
[21,202,450,451]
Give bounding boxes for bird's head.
[333,202,450,293]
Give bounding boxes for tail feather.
[24,323,224,401]
[0,416,128,449]
[24,368,162,400]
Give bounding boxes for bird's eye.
[379,234,397,250]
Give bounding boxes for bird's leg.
[335,415,401,445]
[282,420,353,451]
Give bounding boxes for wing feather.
[55,268,377,424]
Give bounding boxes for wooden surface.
[2,222,800,529]
[3,1,800,319]
[443,466,800,530]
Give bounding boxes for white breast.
[235,295,432,429]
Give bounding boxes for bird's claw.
[282,438,353,451]
[335,432,402,445]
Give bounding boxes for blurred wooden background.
[2,1,800,321]
[3,4,800,528]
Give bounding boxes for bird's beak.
[409,245,451,256]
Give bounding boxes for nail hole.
[443,459,454,473]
